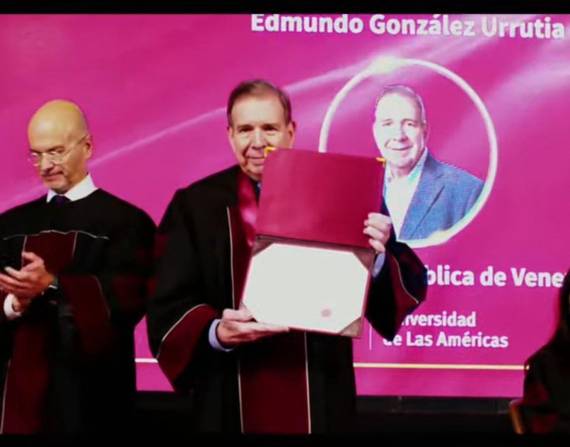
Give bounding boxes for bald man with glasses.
[0,100,156,434]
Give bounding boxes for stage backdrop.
[0,14,568,397]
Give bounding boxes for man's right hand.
[216,307,289,348]
[0,252,54,305]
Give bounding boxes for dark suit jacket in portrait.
[398,153,484,241]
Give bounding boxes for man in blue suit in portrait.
[372,85,484,242]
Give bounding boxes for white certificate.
[241,242,371,337]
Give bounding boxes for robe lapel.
[227,169,311,434]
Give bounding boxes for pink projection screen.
[1,14,568,398]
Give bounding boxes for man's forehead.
[29,132,67,150]
[375,93,421,117]
[28,124,71,148]
[232,94,285,118]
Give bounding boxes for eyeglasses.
[28,134,88,166]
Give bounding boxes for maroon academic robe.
[147,165,427,433]
[0,190,155,434]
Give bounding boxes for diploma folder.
[242,148,384,337]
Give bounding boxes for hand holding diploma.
[216,304,290,348]
[363,213,392,254]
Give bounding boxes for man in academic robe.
[147,79,427,434]
[0,100,156,434]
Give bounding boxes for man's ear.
[422,122,429,143]
[84,134,93,160]
[372,121,380,147]
[287,120,297,148]
[227,125,237,153]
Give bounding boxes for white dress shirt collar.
[46,173,98,203]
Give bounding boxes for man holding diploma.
[147,79,427,434]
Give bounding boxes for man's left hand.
[363,212,392,254]
[0,252,55,301]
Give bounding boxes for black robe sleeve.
[0,217,21,332]
[146,189,218,389]
[365,236,427,340]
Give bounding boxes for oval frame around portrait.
[318,56,498,248]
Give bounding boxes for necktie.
[50,195,70,206]
[250,180,261,203]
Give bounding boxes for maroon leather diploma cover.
[242,148,384,337]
